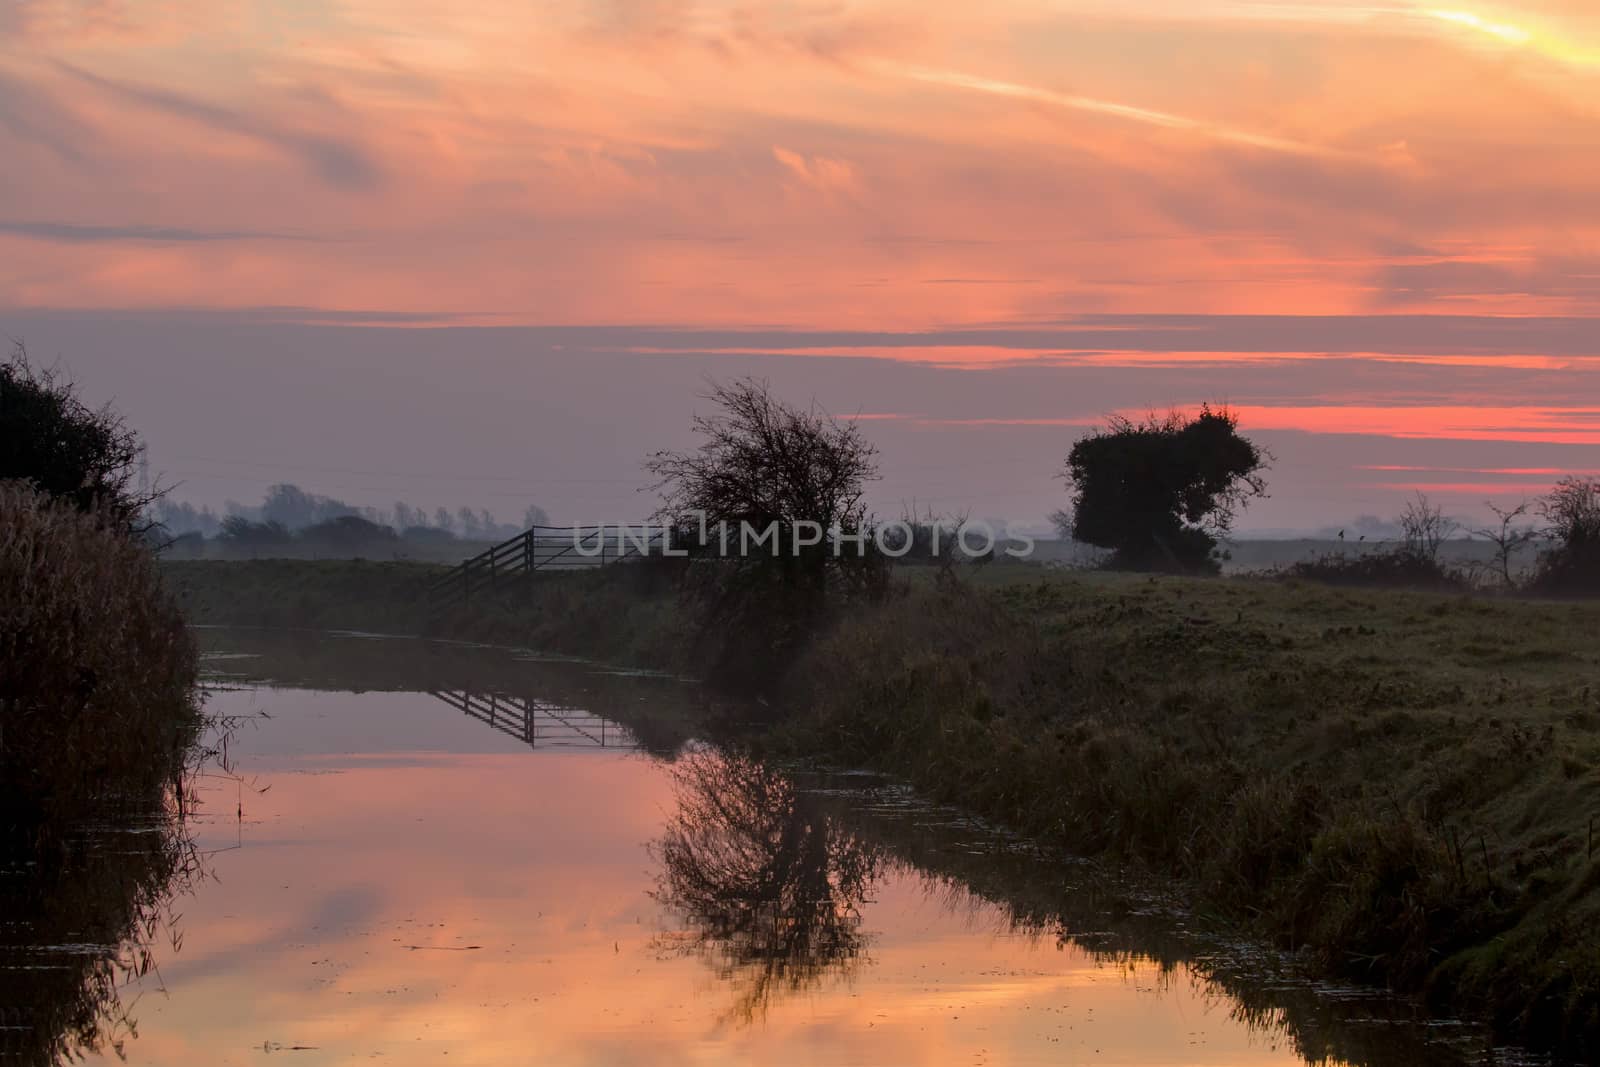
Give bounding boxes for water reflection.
[429,689,640,750]
[15,628,1533,1067]
[652,748,882,1021]
[198,627,692,756]
[0,809,199,1066]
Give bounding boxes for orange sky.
[2,1,1598,524]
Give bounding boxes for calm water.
[3,631,1539,1067]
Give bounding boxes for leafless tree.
[1473,500,1539,589]
[644,378,888,684]
[1398,492,1458,563]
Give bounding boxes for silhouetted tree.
[645,378,888,686]
[1474,500,1538,589]
[1061,406,1267,573]
[298,515,398,555]
[1396,492,1458,564]
[152,499,220,538]
[1533,476,1600,595]
[215,516,292,551]
[0,342,150,533]
[260,483,358,531]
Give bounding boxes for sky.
[3,0,1599,531]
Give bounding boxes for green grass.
[164,557,1600,1057]
[792,569,1600,1054]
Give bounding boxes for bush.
[1286,548,1468,591]
[215,516,293,550]
[0,343,149,533]
[1287,492,1469,590]
[1531,477,1600,596]
[299,515,399,555]
[1059,406,1268,574]
[0,483,202,834]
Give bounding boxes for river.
[1,629,1546,1066]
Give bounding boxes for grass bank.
[164,558,689,667]
[165,557,1600,1057]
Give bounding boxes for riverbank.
[164,558,1600,1058]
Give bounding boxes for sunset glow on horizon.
[3,0,1598,524]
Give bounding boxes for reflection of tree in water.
[0,798,204,1064]
[651,748,885,1021]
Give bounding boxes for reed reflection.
[650,748,885,1021]
[0,808,201,1067]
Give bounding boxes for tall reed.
[0,481,202,835]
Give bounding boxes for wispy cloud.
[0,68,90,164]
[883,63,1361,160]
[55,62,383,189]
[772,146,858,195]
[0,220,322,243]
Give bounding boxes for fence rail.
[429,689,638,750]
[428,524,666,610]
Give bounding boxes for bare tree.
[644,378,887,686]
[1398,492,1458,563]
[1540,477,1600,546]
[1473,500,1538,589]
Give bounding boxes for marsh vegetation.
[1,347,208,1064]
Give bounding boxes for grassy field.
[165,558,1600,1056]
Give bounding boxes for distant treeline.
[152,482,550,546]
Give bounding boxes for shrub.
[1286,549,1469,591]
[1531,477,1600,596]
[298,515,399,554]
[215,516,293,551]
[0,482,202,833]
[0,343,149,533]
[1060,406,1268,574]
[1287,492,1469,590]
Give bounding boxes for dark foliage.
[0,484,203,834]
[0,343,150,533]
[1286,549,1469,591]
[1531,477,1600,596]
[260,482,358,530]
[400,524,457,544]
[645,378,890,688]
[1062,407,1267,573]
[1288,493,1469,589]
[215,516,293,549]
[298,515,399,554]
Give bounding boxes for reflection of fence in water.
[428,690,639,750]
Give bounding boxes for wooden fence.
[428,524,667,609]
